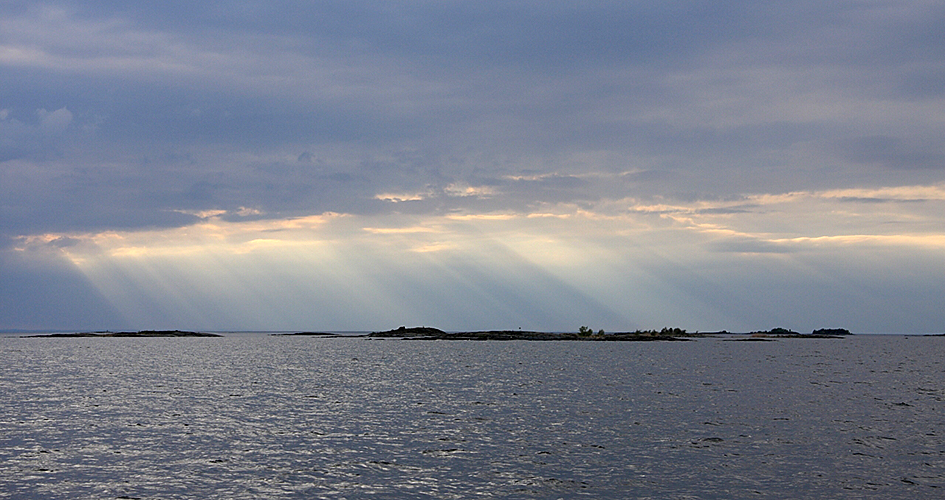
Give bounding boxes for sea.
[1,334,942,499]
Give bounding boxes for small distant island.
[747,327,852,338]
[22,330,222,338]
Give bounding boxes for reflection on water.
[1,335,943,498]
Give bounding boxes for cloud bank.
[2,1,944,332]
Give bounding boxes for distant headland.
[22,330,222,338]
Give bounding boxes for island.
[22,330,222,338]
[272,332,350,337]
[365,326,692,341]
[746,327,852,338]
[364,326,854,340]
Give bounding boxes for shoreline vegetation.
[20,326,857,339]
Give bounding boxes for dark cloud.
[696,206,756,215]
[0,158,204,237]
[837,196,927,204]
[708,237,795,254]
[837,197,889,204]
[839,136,945,170]
[55,1,735,68]
[0,248,129,330]
[622,170,676,183]
[0,106,73,160]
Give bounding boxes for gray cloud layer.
[4,3,943,234]
[2,1,944,331]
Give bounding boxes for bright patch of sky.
[2,1,944,333]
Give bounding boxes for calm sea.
[1,334,942,499]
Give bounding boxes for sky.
[2,1,944,333]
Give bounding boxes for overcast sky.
[2,1,944,333]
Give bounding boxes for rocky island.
[747,327,852,338]
[364,326,854,340]
[22,330,222,338]
[366,326,693,341]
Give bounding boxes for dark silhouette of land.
[359,326,854,340]
[22,326,857,340]
[22,330,222,338]
[747,327,852,338]
[364,326,691,340]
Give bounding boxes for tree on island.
[748,327,851,337]
[577,326,606,337]
[812,328,852,335]
[624,327,687,336]
[749,327,798,336]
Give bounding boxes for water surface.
[1,335,942,498]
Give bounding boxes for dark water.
[1,335,943,499]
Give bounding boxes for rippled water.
[1,335,943,499]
